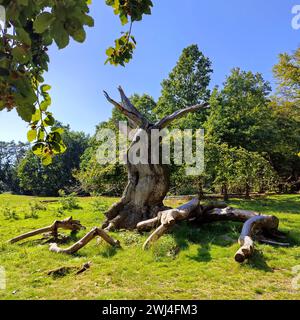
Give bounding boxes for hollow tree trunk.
[103,159,170,230]
[102,87,209,230]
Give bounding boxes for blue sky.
[0,0,299,142]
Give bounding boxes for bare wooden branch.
[234,215,279,263]
[8,217,84,244]
[142,198,199,249]
[49,227,120,254]
[154,102,209,129]
[103,87,149,128]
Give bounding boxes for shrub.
[58,190,81,211]
[151,236,179,261]
[24,201,44,219]
[2,207,19,220]
[90,198,108,213]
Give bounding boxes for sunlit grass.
[0,194,299,300]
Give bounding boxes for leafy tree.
[17,125,89,196]
[205,143,278,200]
[0,0,153,159]
[270,47,300,190]
[0,141,28,193]
[204,68,275,153]
[155,44,212,129]
[273,47,300,104]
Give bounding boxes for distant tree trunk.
[222,183,229,201]
[245,182,251,199]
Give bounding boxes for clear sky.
[0,0,299,142]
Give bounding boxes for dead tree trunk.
[102,87,209,230]
[8,87,285,263]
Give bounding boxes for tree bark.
[102,87,208,230]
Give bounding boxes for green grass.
[0,194,299,300]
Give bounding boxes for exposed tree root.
[139,199,287,263]
[139,198,199,249]
[49,227,120,254]
[8,217,84,244]
[234,215,279,263]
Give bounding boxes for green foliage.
[205,143,278,198]
[155,44,212,128]
[151,235,179,261]
[24,200,46,219]
[273,47,300,103]
[17,125,89,196]
[105,32,136,66]
[58,190,81,211]
[90,198,109,213]
[105,0,153,66]
[2,206,19,220]
[0,141,28,193]
[0,0,151,152]
[204,68,273,152]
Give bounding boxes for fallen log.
[139,198,285,263]
[234,215,279,263]
[8,217,84,244]
[49,227,120,254]
[139,198,199,249]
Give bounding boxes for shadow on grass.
[17,230,82,247]
[246,250,274,272]
[171,221,277,271]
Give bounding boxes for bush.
[2,207,19,220]
[90,198,109,213]
[24,201,45,219]
[58,190,81,210]
[151,236,179,261]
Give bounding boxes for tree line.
[1,45,299,198]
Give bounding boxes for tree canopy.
[0,0,153,163]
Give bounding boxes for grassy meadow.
[0,194,299,300]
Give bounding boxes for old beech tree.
[10,87,287,263]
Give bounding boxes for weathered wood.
[102,88,209,230]
[49,227,120,254]
[8,217,84,244]
[234,215,279,263]
[153,102,209,129]
[142,198,199,249]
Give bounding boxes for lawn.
[0,194,299,300]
